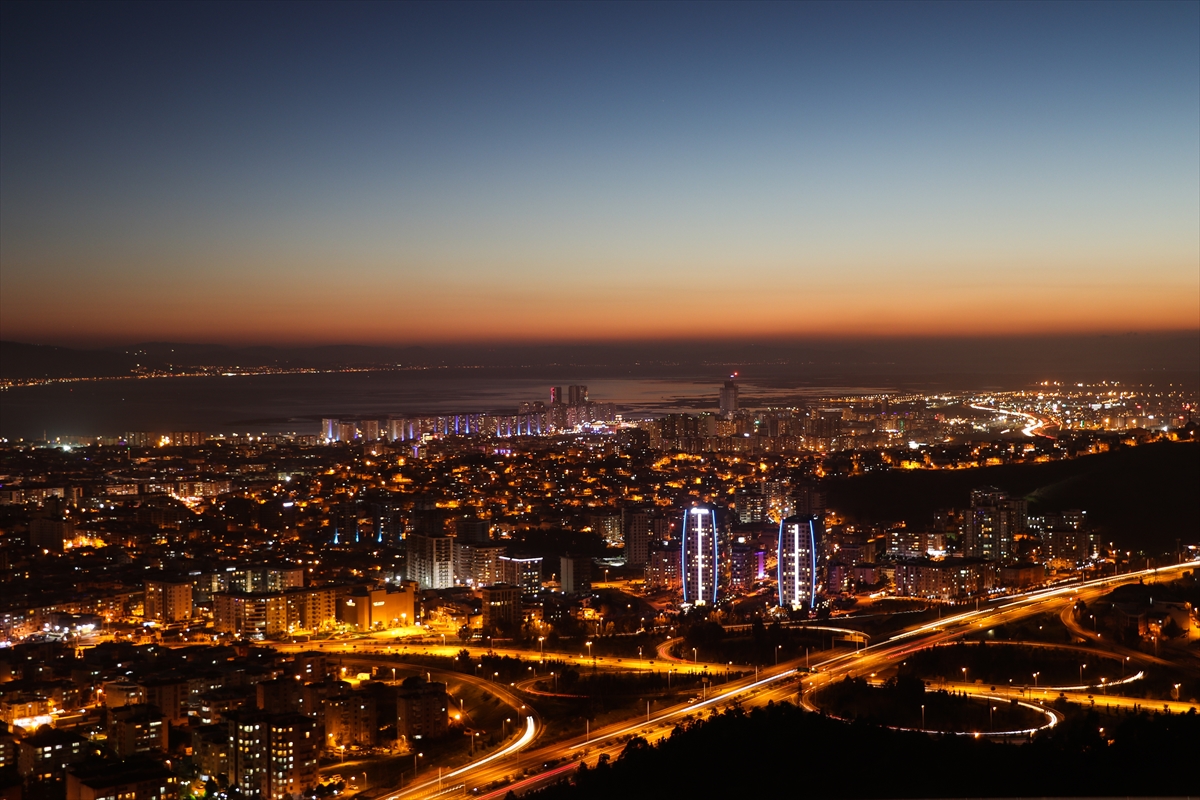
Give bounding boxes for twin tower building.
[681,504,824,612]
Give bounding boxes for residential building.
[682,505,720,606]
[778,515,824,611]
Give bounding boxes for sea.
[0,369,893,441]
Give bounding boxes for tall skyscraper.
[719,379,738,418]
[550,386,563,405]
[568,385,588,405]
[681,505,719,606]
[778,515,824,611]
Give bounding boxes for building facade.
[681,505,719,606]
[778,515,823,611]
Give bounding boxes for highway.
[939,680,1199,715]
[968,402,1053,437]
[332,561,1197,798]
[798,562,1197,719]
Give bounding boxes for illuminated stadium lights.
[778,515,823,611]
[681,505,719,606]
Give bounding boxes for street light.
[775,645,781,665]
[693,647,699,665]
[921,704,925,731]
[586,641,593,661]
[1079,663,1087,686]
[538,636,545,657]
[1033,671,1040,688]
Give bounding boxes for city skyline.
[2,1,1198,346]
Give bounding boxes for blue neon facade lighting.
[778,515,821,610]
[681,505,720,606]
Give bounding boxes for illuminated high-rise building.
[778,515,824,611]
[681,505,719,606]
[719,379,738,418]
[964,487,1025,561]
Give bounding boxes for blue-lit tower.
[778,515,823,611]
[681,505,720,606]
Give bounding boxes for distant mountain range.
[2,333,1197,386]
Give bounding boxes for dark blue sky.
[2,1,1197,344]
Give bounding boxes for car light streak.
[568,669,798,750]
[383,716,536,800]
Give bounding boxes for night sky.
[2,1,1197,345]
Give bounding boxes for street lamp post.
[921,704,925,731]
[775,645,781,665]
[1033,672,1040,688]
[586,641,593,662]
[538,636,544,657]
[1079,663,1086,686]
[693,647,698,665]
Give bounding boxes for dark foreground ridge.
[525,702,1199,799]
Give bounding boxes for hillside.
[826,441,1199,553]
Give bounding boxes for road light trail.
[381,715,536,800]
[969,403,1050,437]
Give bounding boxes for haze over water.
[1,371,899,441]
